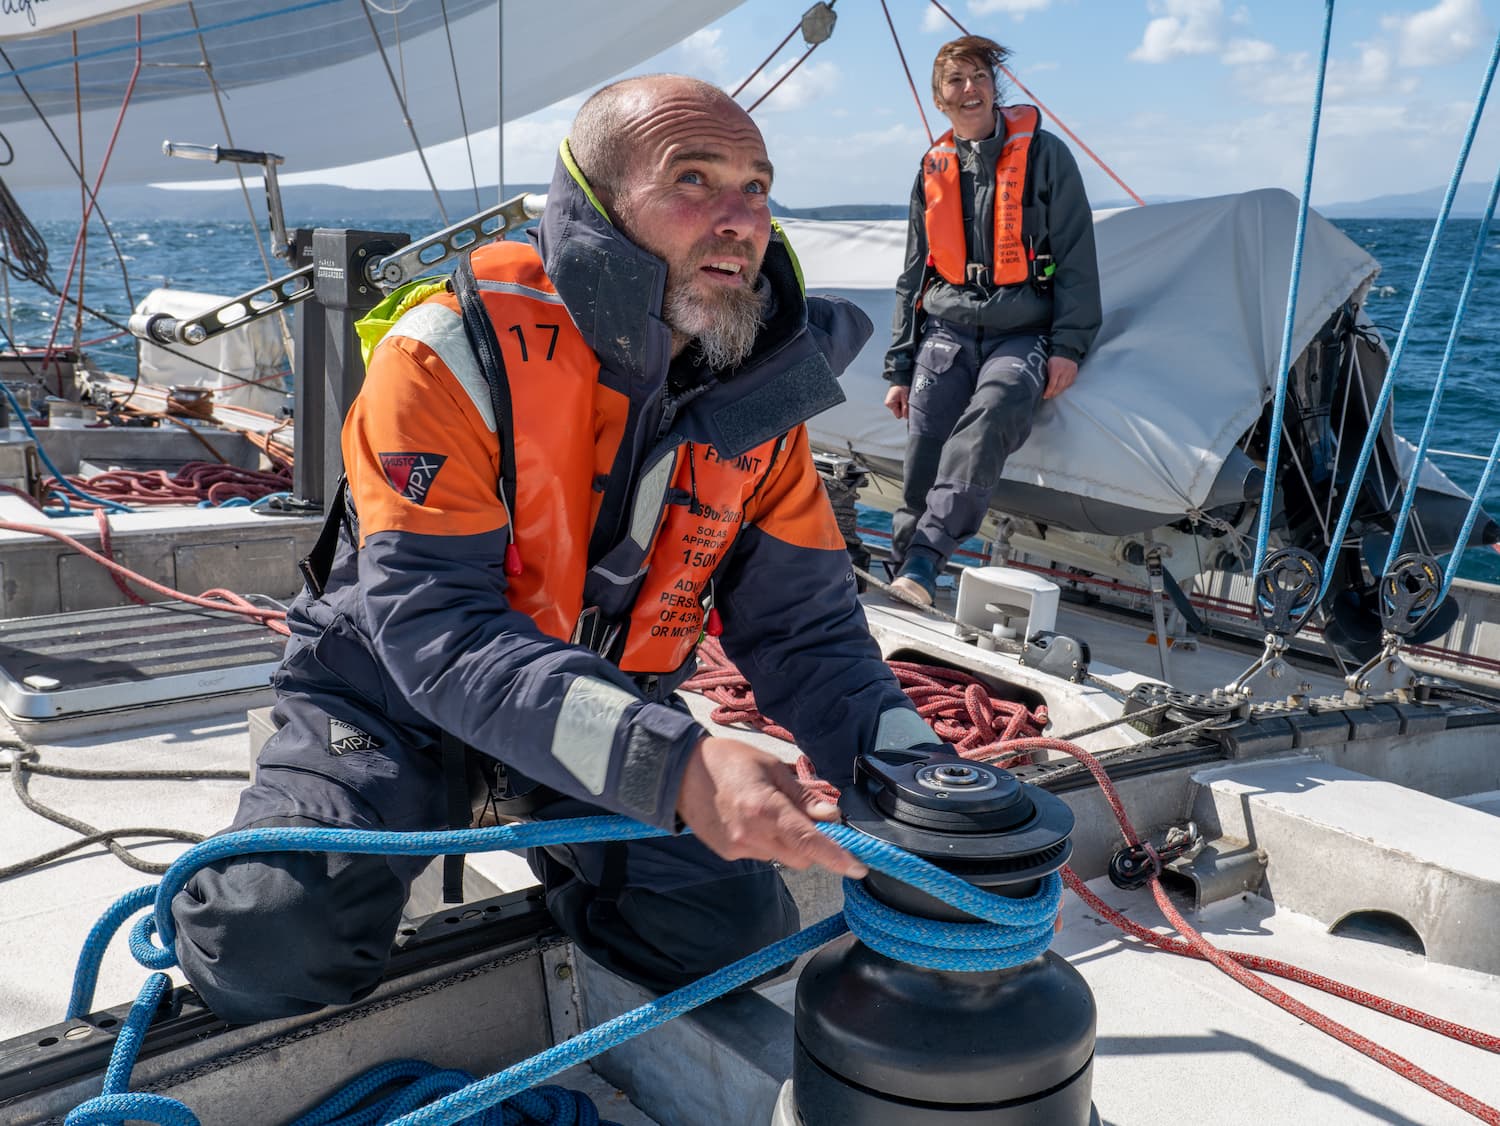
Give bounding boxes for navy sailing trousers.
[171,690,797,1024]
[892,319,1049,566]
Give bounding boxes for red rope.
[680,636,1046,764]
[745,42,825,115]
[46,461,291,510]
[999,737,1500,1122]
[95,509,150,607]
[879,0,933,145]
[731,23,800,98]
[924,0,1145,207]
[42,16,145,393]
[0,518,289,636]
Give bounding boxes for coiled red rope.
[681,637,1046,762]
[695,637,1500,1119]
[48,460,291,509]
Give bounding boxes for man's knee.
[172,846,407,1024]
[616,866,799,982]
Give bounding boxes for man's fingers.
[775,805,867,878]
[765,774,867,877]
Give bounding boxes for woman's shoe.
[889,552,938,607]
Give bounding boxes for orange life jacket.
[346,240,835,681]
[922,104,1039,288]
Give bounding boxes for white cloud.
[740,59,841,114]
[1129,0,1225,63]
[922,6,951,34]
[674,28,732,83]
[1382,0,1490,68]
[1221,38,1275,66]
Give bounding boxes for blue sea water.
[4,213,1497,583]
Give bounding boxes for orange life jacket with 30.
[922,104,1039,288]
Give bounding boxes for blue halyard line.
[1442,428,1500,598]
[0,377,134,515]
[1254,0,1336,577]
[0,0,345,86]
[65,816,1065,1125]
[388,915,852,1126]
[103,973,170,1096]
[1383,159,1500,576]
[1316,29,1500,604]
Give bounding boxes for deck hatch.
[0,601,286,721]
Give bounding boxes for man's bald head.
[569,75,754,211]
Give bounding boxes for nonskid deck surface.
[2,607,1498,1125]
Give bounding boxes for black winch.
[787,747,1099,1124]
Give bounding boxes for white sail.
[0,0,745,189]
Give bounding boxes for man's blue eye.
[746,181,767,195]
[678,171,703,184]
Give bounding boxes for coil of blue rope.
[64,816,1062,1126]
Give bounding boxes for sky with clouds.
[294,0,1500,209]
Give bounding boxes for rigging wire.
[1315,27,1500,603]
[925,0,1145,207]
[1382,157,1500,576]
[0,45,135,312]
[439,0,483,212]
[186,1,294,371]
[731,24,800,99]
[72,31,88,360]
[879,0,933,145]
[361,1,451,225]
[746,40,826,115]
[0,0,344,86]
[737,2,838,116]
[40,16,144,397]
[1253,0,1336,576]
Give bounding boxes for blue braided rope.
[1383,158,1500,576]
[67,817,1065,1126]
[67,884,156,1019]
[384,915,850,1126]
[840,874,1060,971]
[1442,427,1500,599]
[64,1092,201,1126]
[103,973,171,1095]
[1317,29,1500,603]
[1254,0,1336,576]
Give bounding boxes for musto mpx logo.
[379,452,448,504]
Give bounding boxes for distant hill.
[14,183,551,224]
[18,179,1500,223]
[16,183,920,225]
[1315,181,1497,219]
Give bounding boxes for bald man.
[172,76,940,1021]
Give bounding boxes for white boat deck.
[2,594,1497,1125]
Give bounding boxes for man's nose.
[713,189,757,239]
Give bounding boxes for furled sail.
[0,0,744,189]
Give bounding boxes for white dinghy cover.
[789,188,1380,522]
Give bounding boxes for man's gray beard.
[663,275,768,371]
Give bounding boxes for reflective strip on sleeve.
[551,675,638,795]
[386,304,496,433]
[873,706,941,752]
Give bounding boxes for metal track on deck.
[0,601,286,720]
